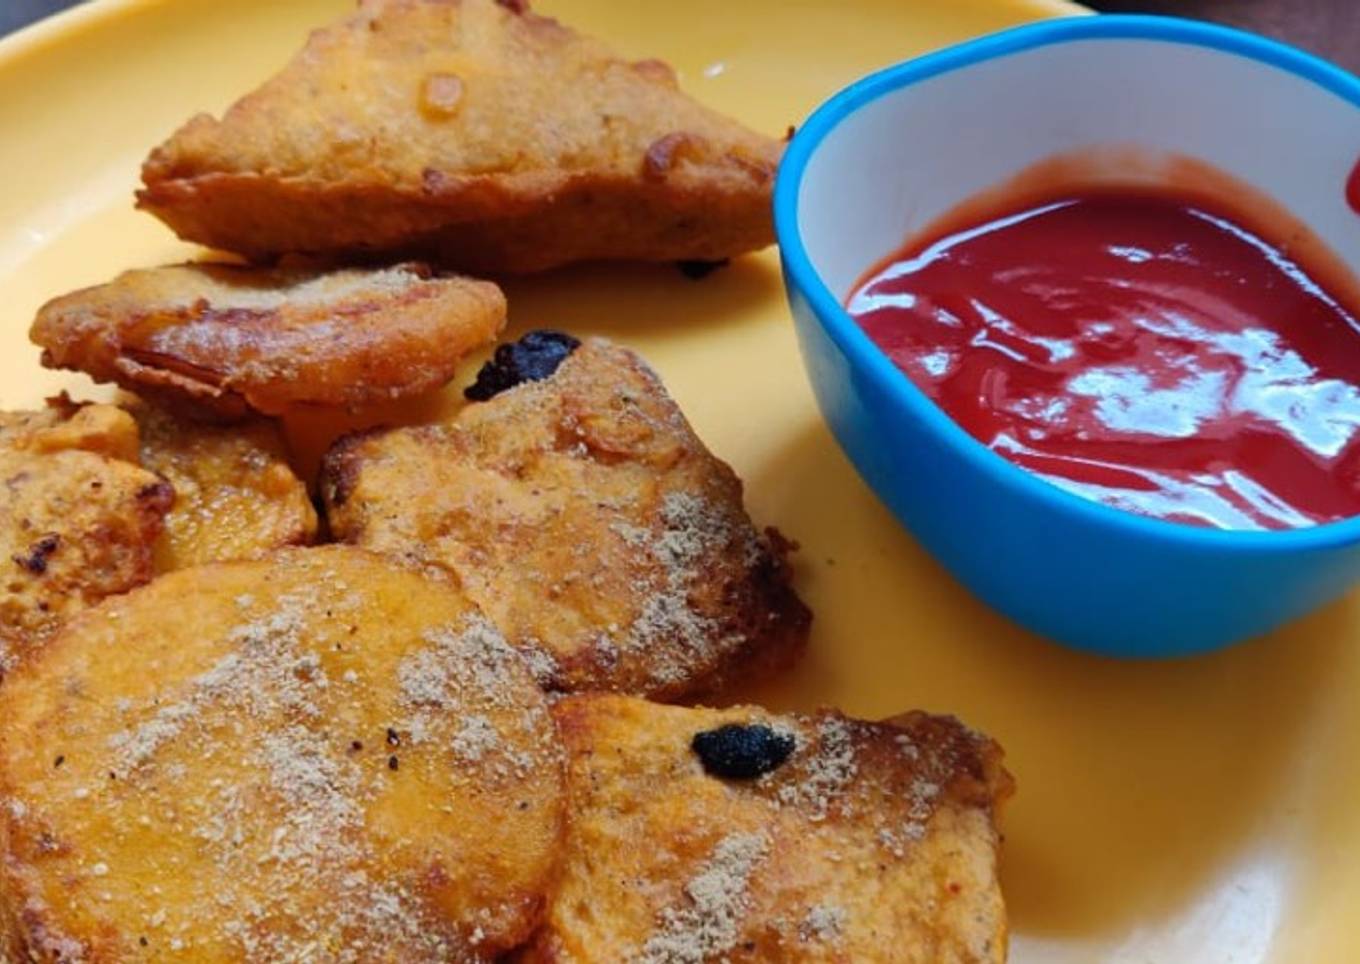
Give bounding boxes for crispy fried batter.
[31,262,507,417]
[127,400,317,571]
[138,0,782,273]
[0,546,565,962]
[523,695,1013,963]
[0,448,172,677]
[323,339,810,700]
[0,396,139,463]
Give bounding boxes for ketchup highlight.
[848,191,1360,530]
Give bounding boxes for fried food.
[0,546,565,962]
[128,400,317,571]
[137,0,783,273]
[524,694,1014,963]
[0,395,138,462]
[0,448,172,677]
[31,262,507,418]
[323,337,810,700]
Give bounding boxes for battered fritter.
[523,695,1014,963]
[0,546,565,962]
[0,397,138,463]
[31,262,506,417]
[128,400,317,571]
[322,337,810,701]
[0,403,173,677]
[138,0,783,273]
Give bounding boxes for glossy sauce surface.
[849,192,1360,530]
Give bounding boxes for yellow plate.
[2,1,1353,961]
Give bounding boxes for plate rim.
[0,0,1093,71]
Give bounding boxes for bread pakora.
[31,262,507,418]
[138,0,782,273]
[522,695,1013,964]
[128,400,317,571]
[323,336,810,701]
[0,546,565,962]
[1,403,173,677]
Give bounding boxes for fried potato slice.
[138,0,782,273]
[323,338,810,700]
[0,448,172,677]
[523,695,1013,964]
[0,546,565,962]
[31,262,507,417]
[0,396,139,463]
[127,400,317,571]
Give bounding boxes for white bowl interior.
[799,36,1360,298]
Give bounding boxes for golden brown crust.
[0,421,172,677]
[31,263,507,418]
[322,339,810,701]
[522,695,1013,964]
[0,546,565,962]
[137,0,781,273]
[126,400,317,572]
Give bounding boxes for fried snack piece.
[128,401,317,571]
[523,695,1013,964]
[0,448,172,676]
[323,338,810,700]
[0,396,139,462]
[31,262,507,417]
[0,546,565,962]
[138,0,782,273]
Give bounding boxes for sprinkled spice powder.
[638,831,770,964]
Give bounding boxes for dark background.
[1,0,1357,73]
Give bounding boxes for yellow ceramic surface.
[0,1,1354,961]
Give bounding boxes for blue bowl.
[775,14,1360,657]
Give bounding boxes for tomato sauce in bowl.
[848,190,1360,530]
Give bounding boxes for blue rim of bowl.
[775,13,1360,553]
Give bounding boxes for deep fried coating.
[128,401,317,571]
[323,339,810,700]
[31,262,507,417]
[0,449,172,676]
[523,695,1014,963]
[138,0,782,273]
[0,546,565,962]
[0,396,138,463]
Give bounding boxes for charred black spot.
[692,723,796,779]
[13,534,60,575]
[676,259,729,281]
[465,330,581,401]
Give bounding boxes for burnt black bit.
[464,330,581,401]
[692,723,796,780]
[13,534,60,575]
[386,727,401,747]
[139,938,149,948]
[676,259,729,281]
[53,755,65,769]
[388,755,400,772]
[350,740,364,753]
[785,124,797,142]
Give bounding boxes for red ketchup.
[848,190,1360,530]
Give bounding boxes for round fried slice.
[0,546,564,962]
[323,338,810,701]
[525,695,1014,964]
[0,448,172,677]
[127,400,317,571]
[31,262,507,417]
